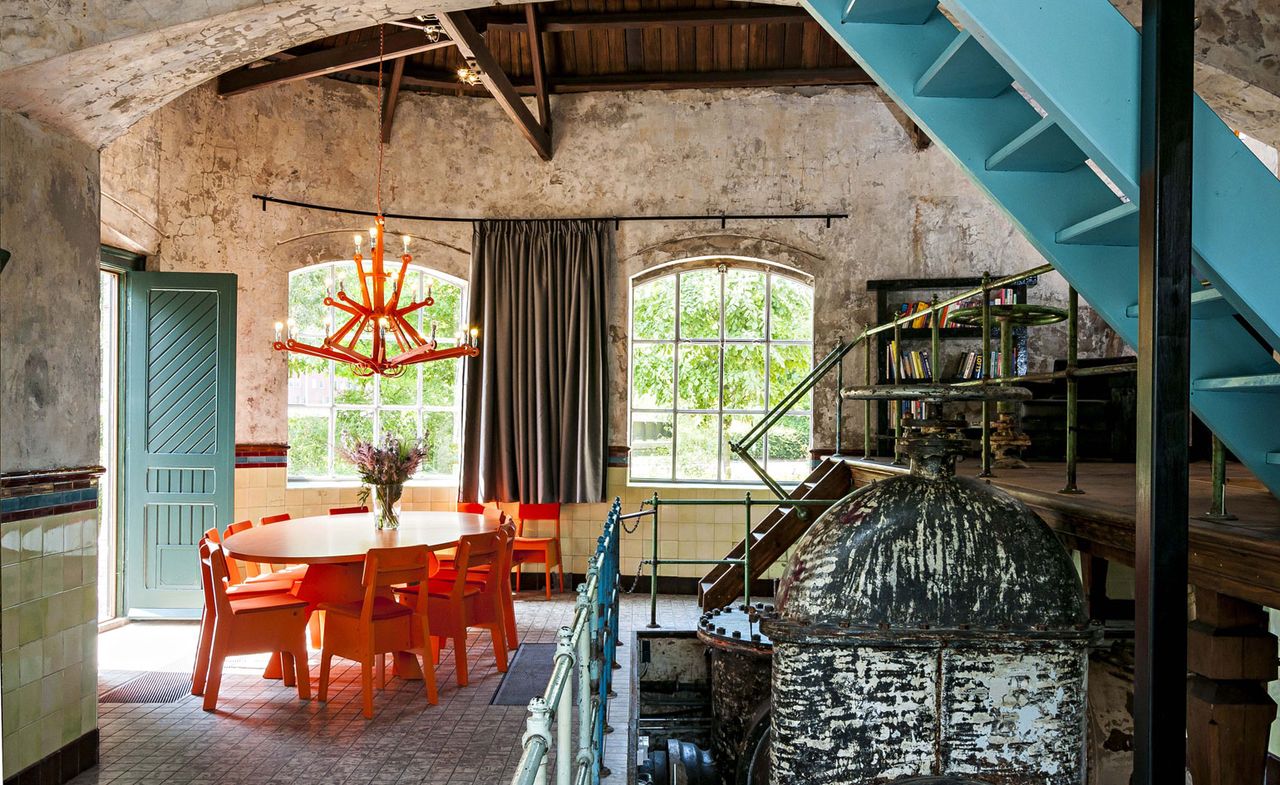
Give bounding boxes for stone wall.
[104,78,1118,451]
[0,109,102,781]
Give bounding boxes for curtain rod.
[252,194,849,228]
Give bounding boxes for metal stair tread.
[1056,202,1138,246]
[914,29,1012,98]
[843,0,937,25]
[1125,288,1234,320]
[986,116,1087,173]
[1192,373,1280,393]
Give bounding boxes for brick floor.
[71,593,698,785]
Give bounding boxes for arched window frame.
[628,256,815,484]
[284,260,468,483]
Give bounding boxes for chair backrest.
[515,503,561,538]
[223,520,259,578]
[495,518,516,582]
[199,541,236,619]
[456,502,487,514]
[261,513,291,526]
[329,505,369,515]
[205,526,246,585]
[361,545,436,616]
[444,531,502,601]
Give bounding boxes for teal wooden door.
[123,273,237,617]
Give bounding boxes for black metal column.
[1134,0,1194,782]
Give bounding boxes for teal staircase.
[805,0,1280,497]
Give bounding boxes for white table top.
[221,511,495,565]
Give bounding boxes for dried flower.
[338,432,430,487]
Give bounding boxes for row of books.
[886,347,1017,381]
[892,287,1020,329]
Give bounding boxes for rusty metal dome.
[772,472,1087,633]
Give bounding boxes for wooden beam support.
[381,57,405,145]
[525,4,552,134]
[483,7,811,32]
[390,65,874,95]
[217,30,456,97]
[438,11,552,161]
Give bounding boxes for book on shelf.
[893,292,1015,329]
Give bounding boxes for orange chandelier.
[272,219,479,377]
[272,24,479,377]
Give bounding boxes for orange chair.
[202,527,295,593]
[432,517,519,650]
[396,531,509,686]
[512,503,565,598]
[195,541,311,711]
[192,535,297,696]
[260,513,308,577]
[317,546,439,718]
[329,505,369,515]
[223,520,265,579]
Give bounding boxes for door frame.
[98,247,143,624]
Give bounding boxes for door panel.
[124,273,236,617]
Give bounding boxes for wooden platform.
[843,457,1280,609]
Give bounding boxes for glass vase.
[372,483,403,530]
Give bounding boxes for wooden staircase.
[697,457,853,610]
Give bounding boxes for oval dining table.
[222,510,498,681]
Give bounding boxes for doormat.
[100,671,192,703]
[490,643,557,706]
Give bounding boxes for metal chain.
[375,23,385,218]
[624,559,646,595]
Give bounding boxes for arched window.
[629,259,814,484]
[285,260,467,481]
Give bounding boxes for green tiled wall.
[0,509,99,778]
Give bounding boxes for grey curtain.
[460,220,612,504]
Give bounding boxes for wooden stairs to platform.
[697,457,853,610]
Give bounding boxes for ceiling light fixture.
[273,24,479,377]
[457,58,483,86]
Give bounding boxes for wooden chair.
[195,541,311,711]
[223,520,265,579]
[317,546,439,718]
[512,503,565,598]
[432,517,519,650]
[396,531,509,686]
[192,536,298,696]
[260,513,308,577]
[201,527,294,594]
[329,505,369,515]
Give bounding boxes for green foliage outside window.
[286,261,467,481]
[630,263,813,483]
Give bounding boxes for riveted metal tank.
[697,604,774,785]
[761,389,1095,785]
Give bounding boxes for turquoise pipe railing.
[511,499,622,785]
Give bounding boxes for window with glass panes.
[286,261,467,481]
[629,263,814,483]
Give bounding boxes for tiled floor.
[72,593,699,785]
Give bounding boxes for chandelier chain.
[376,22,385,218]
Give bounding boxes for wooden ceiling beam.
[480,7,812,32]
[217,30,455,97]
[438,11,553,160]
[391,66,873,94]
[525,4,552,133]
[381,57,406,144]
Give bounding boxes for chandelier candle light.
[273,23,479,377]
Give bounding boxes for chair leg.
[308,612,323,648]
[280,651,297,687]
[420,618,438,705]
[544,562,552,600]
[376,654,386,689]
[192,610,213,696]
[202,635,228,712]
[292,645,311,700]
[557,560,565,593]
[453,635,469,686]
[503,593,518,650]
[318,650,333,702]
[361,661,375,719]
[490,624,509,672]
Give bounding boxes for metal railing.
[511,499,622,785]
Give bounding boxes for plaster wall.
[0,109,102,473]
[103,78,1116,452]
[0,109,102,779]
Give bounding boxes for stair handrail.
[729,262,1056,494]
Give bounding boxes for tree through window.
[285,261,467,482]
[629,262,814,483]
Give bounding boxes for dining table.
[222,510,498,681]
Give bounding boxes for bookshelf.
[866,276,1029,455]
